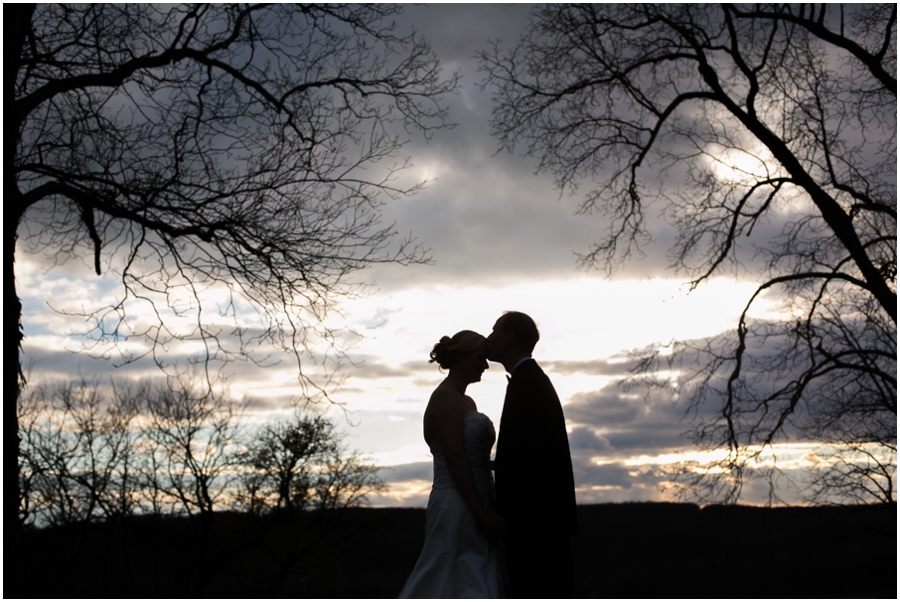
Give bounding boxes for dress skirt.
[398,485,500,598]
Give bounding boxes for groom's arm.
[496,376,547,524]
[506,367,576,530]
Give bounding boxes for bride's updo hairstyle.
[429,330,486,370]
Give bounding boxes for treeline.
[16,375,384,597]
[18,375,382,527]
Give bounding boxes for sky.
[16,4,874,508]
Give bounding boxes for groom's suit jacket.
[494,359,578,536]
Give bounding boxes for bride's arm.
[429,388,492,531]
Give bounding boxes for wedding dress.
[398,411,501,598]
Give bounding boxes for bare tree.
[237,411,382,514]
[18,381,83,528]
[233,410,383,596]
[311,448,385,512]
[139,375,242,517]
[18,377,141,527]
[137,374,245,596]
[480,4,896,503]
[19,375,383,523]
[238,413,336,513]
[9,4,457,563]
[16,376,145,597]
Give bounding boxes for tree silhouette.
[17,373,384,596]
[235,410,383,596]
[239,413,339,513]
[139,374,242,518]
[480,4,895,503]
[9,3,457,576]
[17,376,141,527]
[241,411,382,514]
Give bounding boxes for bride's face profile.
[455,344,489,384]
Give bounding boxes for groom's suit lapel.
[498,362,526,450]
[495,360,533,524]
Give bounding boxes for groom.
[487,311,578,598]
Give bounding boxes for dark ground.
[17,502,897,598]
[339,502,897,598]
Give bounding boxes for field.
[18,502,896,598]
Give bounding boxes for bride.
[398,330,503,598]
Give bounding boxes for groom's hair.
[500,311,540,353]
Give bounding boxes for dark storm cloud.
[557,325,877,463]
[603,423,693,454]
[368,4,810,294]
[568,426,612,451]
[564,383,701,458]
[368,4,635,290]
[22,346,303,411]
[16,3,799,298]
[566,389,649,427]
[572,459,633,489]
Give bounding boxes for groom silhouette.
[487,311,578,598]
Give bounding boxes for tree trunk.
[5,221,25,598]
[7,5,37,597]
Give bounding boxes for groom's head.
[487,311,539,364]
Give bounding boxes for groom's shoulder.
[524,358,550,377]
[515,359,554,386]
[511,358,538,378]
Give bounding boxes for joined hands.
[477,511,506,540]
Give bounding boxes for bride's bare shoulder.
[426,381,457,409]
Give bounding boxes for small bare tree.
[237,411,382,514]
[139,375,242,517]
[311,448,386,512]
[233,410,383,596]
[18,377,141,527]
[239,413,336,513]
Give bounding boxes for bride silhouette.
[398,330,503,598]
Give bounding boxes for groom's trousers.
[504,531,574,598]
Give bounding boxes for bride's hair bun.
[429,330,486,370]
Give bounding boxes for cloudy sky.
[18,4,844,508]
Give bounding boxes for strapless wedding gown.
[398,412,501,598]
